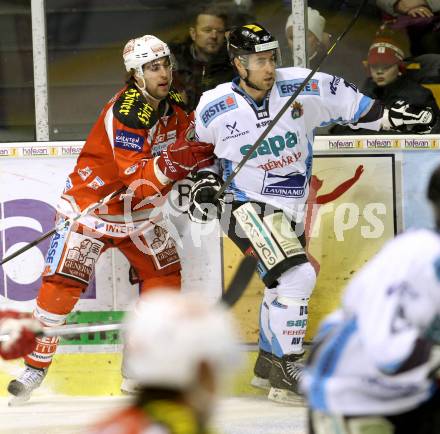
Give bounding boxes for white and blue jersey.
[195,67,381,220]
[302,229,440,415]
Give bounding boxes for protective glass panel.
[0,1,35,142]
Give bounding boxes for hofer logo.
[200,93,238,127]
[114,129,144,152]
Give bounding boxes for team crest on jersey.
[200,93,238,127]
[291,102,303,119]
[261,171,307,198]
[277,79,320,97]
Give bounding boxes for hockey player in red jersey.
[0,311,41,360]
[7,34,214,403]
[88,290,241,434]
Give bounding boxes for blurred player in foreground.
[88,290,241,434]
[0,311,40,360]
[302,164,440,434]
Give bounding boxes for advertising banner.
[0,143,222,350]
[2,138,437,346]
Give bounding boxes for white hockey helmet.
[123,290,241,389]
[123,35,171,77]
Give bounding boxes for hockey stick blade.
[214,0,368,201]
[0,256,257,342]
[221,255,257,307]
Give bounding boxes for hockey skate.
[250,349,272,390]
[7,365,47,405]
[268,353,305,405]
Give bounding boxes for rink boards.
[0,135,440,395]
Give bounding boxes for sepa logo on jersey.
[276,79,320,97]
[240,131,298,159]
[114,129,145,152]
[200,94,238,127]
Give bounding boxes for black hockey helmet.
[227,23,281,63]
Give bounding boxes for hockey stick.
[221,255,257,307]
[0,256,257,342]
[0,187,126,266]
[214,0,368,201]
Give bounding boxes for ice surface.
[0,395,307,434]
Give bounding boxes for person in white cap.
[88,290,241,434]
[285,7,331,65]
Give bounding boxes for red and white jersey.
[59,84,191,235]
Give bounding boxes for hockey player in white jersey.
[188,23,435,404]
[302,165,440,434]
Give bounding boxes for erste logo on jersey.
[277,79,320,97]
[200,94,238,127]
[114,129,145,152]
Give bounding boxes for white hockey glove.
[382,100,435,134]
[189,172,224,224]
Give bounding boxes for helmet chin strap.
[134,63,174,106]
[135,75,163,105]
[241,70,266,92]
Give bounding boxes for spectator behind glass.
[331,35,440,134]
[285,8,331,67]
[169,6,234,111]
[376,0,440,56]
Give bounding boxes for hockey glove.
[384,100,435,134]
[0,311,41,360]
[157,131,215,182]
[189,172,224,224]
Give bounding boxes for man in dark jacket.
[170,6,235,111]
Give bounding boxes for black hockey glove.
[189,172,224,224]
[385,100,435,134]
